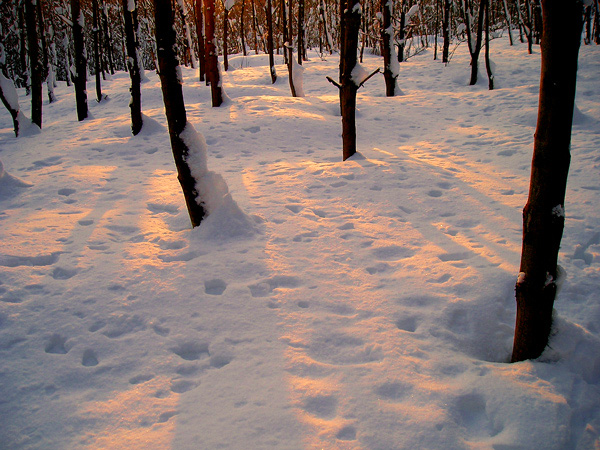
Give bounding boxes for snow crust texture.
[0,37,599,450]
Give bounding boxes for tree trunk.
[502,0,514,45]
[380,0,397,96]
[281,0,288,64]
[466,0,486,86]
[92,0,103,102]
[224,7,229,71]
[442,0,450,62]
[319,0,333,53]
[122,0,143,135]
[484,0,493,89]
[0,73,22,137]
[101,0,116,75]
[511,0,584,363]
[24,0,42,128]
[241,0,247,56]
[266,0,277,83]
[153,0,206,228]
[71,0,88,121]
[204,0,223,106]
[298,0,305,63]
[398,10,406,63]
[195,0,206,81]
[340,0,361,161]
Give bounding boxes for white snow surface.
[0,73,20,112]
[0,39,599,450]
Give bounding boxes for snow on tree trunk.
[195,0,206,81]
[0,73,22,137]
[511,0,584,363]
[153,0,206,227]
[380,0,398,96]
[340,0,361,161]
[92,0,103,102]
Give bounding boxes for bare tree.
[195,0,206,81]
[205,0,224,106]
[380,0,398,96]
[24,0,42,128]
[71,0,88,121]
[512,0,584,362]
[266,0,277,83]
[153,0,206,227]
[122,0,143,135]
[92,0,104,102]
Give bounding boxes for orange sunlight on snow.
[79,376,178,450]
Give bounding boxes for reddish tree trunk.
[512,0,584,362]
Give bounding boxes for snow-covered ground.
[0,35,599,450]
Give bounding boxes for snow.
[0,73,20,112]
[350,62,369,86]
[0,37,599,450]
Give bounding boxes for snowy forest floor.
[1,35,599,450]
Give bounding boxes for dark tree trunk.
[24,0,42,128]
[484,0,493,89]
[92,0,103,102]
[511,0,584,363]
[101,0,116,75]
[266,0,277,83]
[251,0,259,54]
[224,7,229,71]
[38,0,57,103]
[195,0,206,81]
[241,0,247,56]
[204,0,223,106]
[298,0,305,63]
[319,0,333,53]
[122,0,143,135]
[71,0,88,121]
[442,0,450,62]
[153,0,206,228]
[18,4,30,94]
[339,0,361,160]
[0,74,21,137]
[524,0,534,53]
[595,0,600,44]
[380,0,397,96]
[465,0,486,86]
[398,10,406,63]
[502,0,514,45]
[281,0,288,63]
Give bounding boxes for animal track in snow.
[51,267,78,280]
[371,245,415,261]
[82,349,99,366]
[45,334,68,354]
[395,316,419,333]
[101,314,146,338]
[248,275,301,297]
[0,252,60,267]
[204,279,227,295]
[374,381,410,401]
[170,341,210,361]
[302,395,338,419]
[336,425,357,441]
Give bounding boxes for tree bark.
[511,0,584,363]
[122,0,143,135]
[224,6,229,71]
[298,0,305,63]
[71,0,88,121]
[194,0,206,81]
[484,0,493,90]
[241,0,247,56]
[24,0,42,128]
[442,0,450,62]
[92,0,103,102]
[340,0,361,160]
[204,0,223,106]
[153,0,206,227]
[0,73,21,137]
[380,0,397,96]
[266,0,277,83]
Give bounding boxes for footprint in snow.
[204,279,227,295]
[45,333,68,354]
[82,349,99,366]
[302,395,338,419]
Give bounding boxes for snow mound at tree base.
[0,159,32,197]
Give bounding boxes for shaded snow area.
[1,36,599,450]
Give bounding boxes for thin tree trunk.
[204,0,223,106]
[24,0,42,128]
[195,0,206,81]
[266,0,277,83]
[92,0,103,102]
[71,0,88,121]
[442,0,450,62]
[298,0,305,63]
[122,0,143,135]
[502,0,514,45]
[380,0,397,96]
[241,0,247,56]
[101,0,115,75]
[0,73,22,137]
[281,0,288,63]
[340,0,361,160]
[252,0,259,54]
[18,4,30,94]
[319,0,333,53]
[511,0,584,363]
[484,0,493,89]
[224,6,229,71]
[153,0,206,227]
